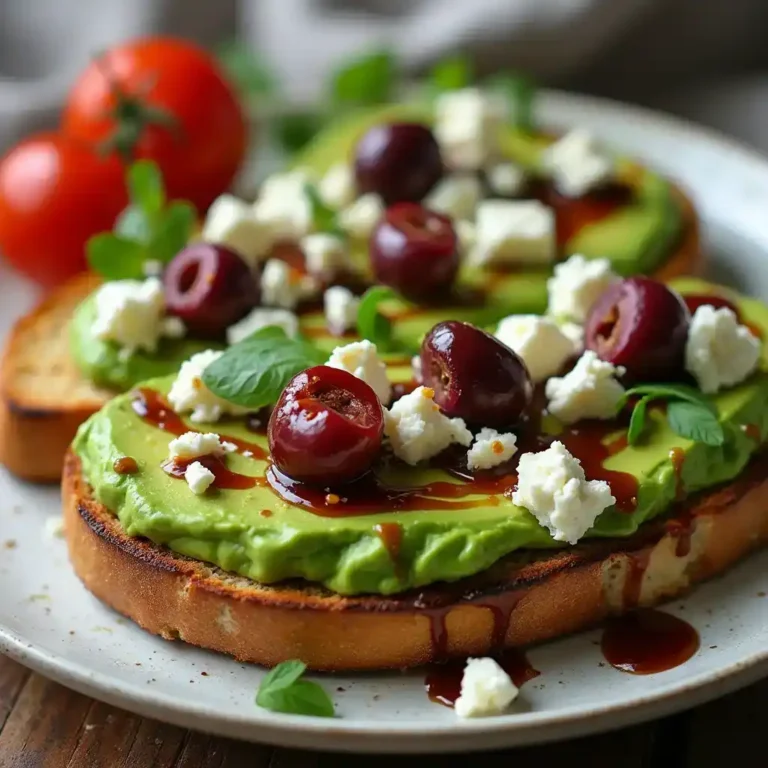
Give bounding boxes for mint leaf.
[357,287,395,349]
[430,55,473,93]
[331,50,395,107]
[627,395,652,445]
[201,327,326,409]
[128,160,165,216]
[256,661,334,718]
[486,73,536,132]
[86,234,147,280]
[622,383,716,413]
[667,401,725,446]
[304,183,343,236]
[150,201,196,263]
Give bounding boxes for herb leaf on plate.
[429,55,473,93]
[331,50,396,108]
[667,400,725,446]
[486,72,536,132]
[304,183,344,237]
[256,660,335,718]
[356,286,396,350]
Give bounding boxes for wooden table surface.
[0,654,765,767]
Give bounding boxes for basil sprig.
[622,383,724,447]
[256,660,334,718]
[201,327,325,409]
[87,160,195,281]
[356,286,396,350]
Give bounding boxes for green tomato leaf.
[86,233,147,281]
[430,55,473,93]
[356,286,396,350]
[127,160,165,216]
[331,50,395,107]
[667,401,725,446]
[627,396,652,445]
[201,327,326,409]
[486,72,536,132]
[622,383,717,413]
[149,201,196,264]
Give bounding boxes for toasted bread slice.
[0,273,111,482]
[62,450,768,671]
[2,184,701,484]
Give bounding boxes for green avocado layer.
[69,291,221,391]
[73,280,768,596]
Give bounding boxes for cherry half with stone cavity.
[371,202,460,302]
[354,122,444,205]
[268,365,385,485]
[163,243,259,338]
[421,321,534,429]
[585,276,690,383]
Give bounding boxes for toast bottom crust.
[63,451,768,671]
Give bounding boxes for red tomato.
[62,37,247,214]
[0,133,127,287]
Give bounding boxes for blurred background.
[2,0,768,154]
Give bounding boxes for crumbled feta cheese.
[184,461,215,495]
[261,259,305,309]
[338,193,384,239]
[324,286,360,335]
[472,200,556,266]
[556,320,585,351]
[685,305,761,394]
[542,129,614,198]
[168,350,250,423]
[467,428,518,471]
[161,316,187,339]
[434,88,504,170]
[495,315,575,383]
[168,431,226,461]
[92,278,166,354]
[143,259,164,277]
[486,162,526,197]
[326,340,391,403]
[512,440,615,544]
[454,657,518,718]
[301,233,349,276]
[455,219,477,254]
[384,386,472,465]
[202,194,274,266]
[425,174,482,220]
[547,254,617,323]
[545,351,625,424]
[318,164,356,209]
[252,170,313,242]
[226,308,299,345]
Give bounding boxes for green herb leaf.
[486,73,536,132]
[621,383,717,413]
[115,205,153,244]
[127,160,165,216]
[331,50,395,107]
[274,111,325,154]
[356,287,396,349]
[86,233,147,281]
[217,41,276,99]
[667,401,725,446]
[430,55,473,93]
[304,183,343,237]
[256,660,334,718]
[627,395,652,445]
[150,201,197,264]
[201,327,326,409]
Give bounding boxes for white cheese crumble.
[184,461,216,495]
[301,232,349,276]
[512,440,615,544]
[260,259,306,309]
[425,174,482,220]
[495,315,575,383]
[202,194,274,266]
[252,170,313,242]
[542,129,614,198]
[556,320,585,352]
[326,340,391,403]
[168,431,226,461]
[92,277,169,355]
[545,351,626,424]
[168,350,250,424]
[338,193,384,240]
[486,162,526,197]
[471,200,556,266]
[685,304,761,394]
[226,308,299,345]
[466,428,518,471]
[318,163,356,210]
[324,286,360,335]
[454,657,519,718]
[384,386,472,465]
[161,316,187,339]
[547,254,617,323]
[434,88,504,171]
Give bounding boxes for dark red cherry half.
[370,202,460,302]
[421,321,533,428]
[354,122,443,205]
[585,277,690,383]
[268,366,385,485]
[163,243,259,338]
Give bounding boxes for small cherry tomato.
[0,132,126,287]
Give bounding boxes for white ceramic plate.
[1,91,768,754]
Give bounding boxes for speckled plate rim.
[2,89,768,753]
